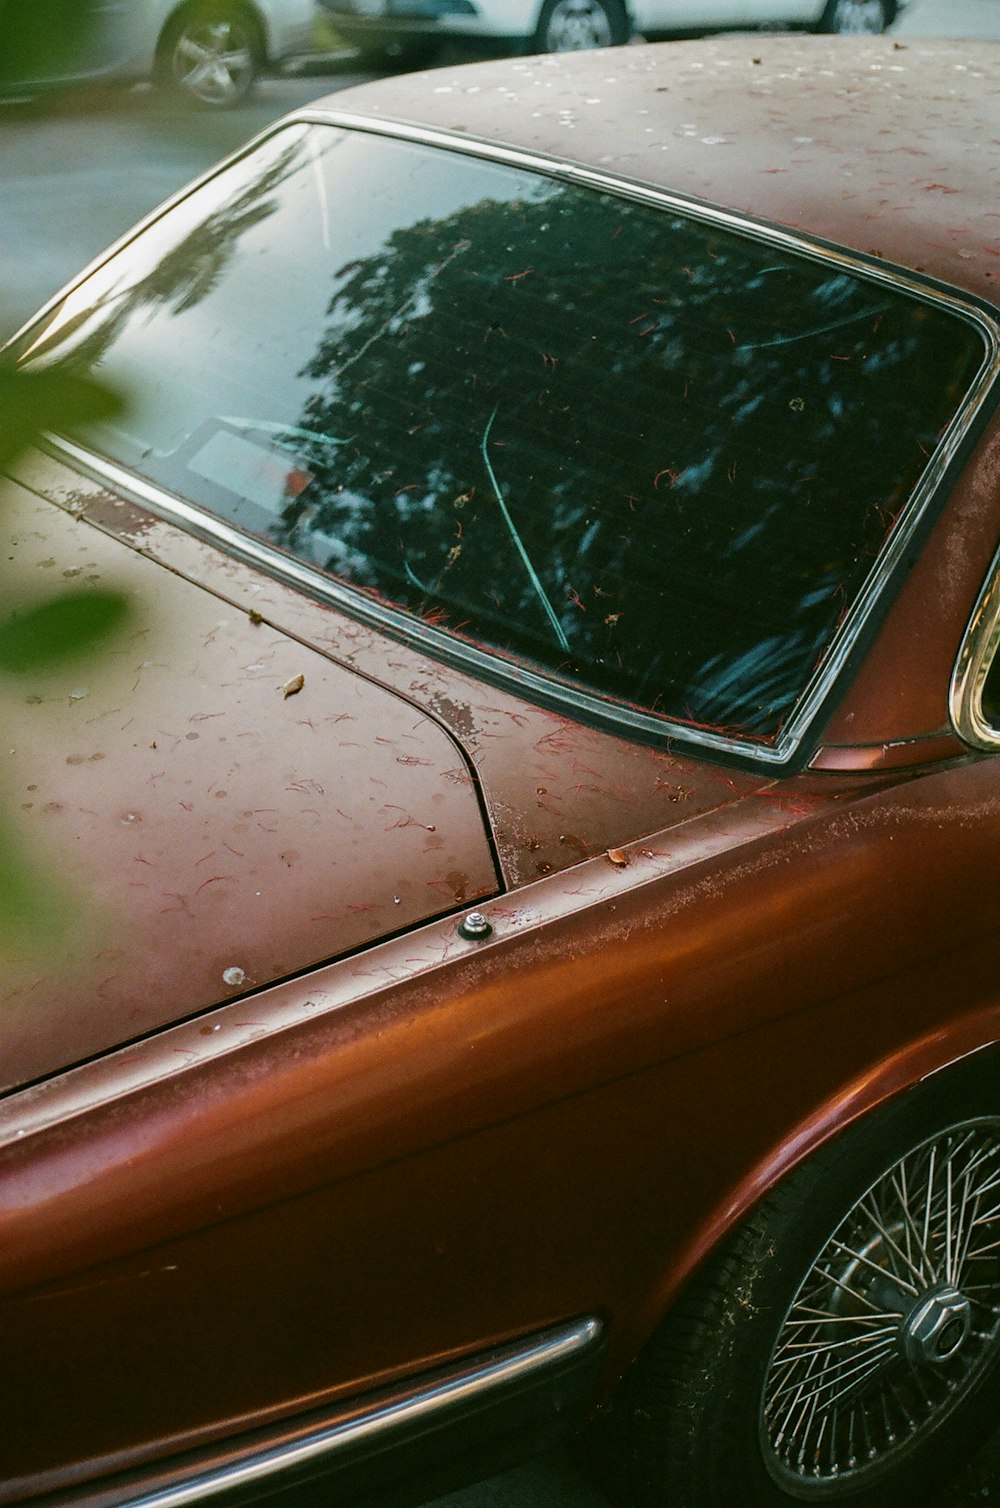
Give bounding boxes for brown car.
[2,34,999,1508]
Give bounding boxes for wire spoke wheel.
[761,1118,1000,1492]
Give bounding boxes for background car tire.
[534,0,630,53]
[156,3,262,107]
[623,1070,1000,1506]
[819,0,896,33]
[354,38,441,71]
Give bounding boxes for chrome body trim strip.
[24,109,1000,769]
[950,540,1000,749]
[112,1317,602,1508]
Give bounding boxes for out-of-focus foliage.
[0,830,70,954]
[0,583,129,673]
[0,357,130,948]
[0,0,135,951]
[0,359,122,470]
[0,0,102,90]
[0,363,129,675]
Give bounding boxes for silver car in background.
[320,0,905,58]
[0,0,318,106]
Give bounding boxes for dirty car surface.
[3,35,1000,1508]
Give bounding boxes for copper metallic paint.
[8,451,767,891]
[330,38,1000,309]
[3,36,1000,1507]
[0,478,500,1093]
[4,749,1000,1490]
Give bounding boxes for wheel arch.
[156,0,268,67]
[624,1015,1000,1372]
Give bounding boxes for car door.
[632,0,747,28]
[734,0,823,24]
[632,0,818,27]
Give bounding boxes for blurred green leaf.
[0,824,72,950]
[0,589,130,673]
[0,349,131,953]
[0,0,103,90]
[0,159,133,947]
[0,360,124,470]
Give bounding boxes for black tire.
[534,0,629,53]
[624,1072,1000,1506]
[355,37,441,71]
[156,2,261,107]
[818,0,896,34]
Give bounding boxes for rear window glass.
[18,123,985,746]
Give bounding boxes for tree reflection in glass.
[21,125,985,745]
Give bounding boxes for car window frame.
[18,108,1000,770]
[951,547,1000,749]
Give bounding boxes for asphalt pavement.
[0,70,379,342]
[2,3,1000,1504]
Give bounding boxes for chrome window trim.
[951,545,1000,749]
[33,110,1000,769]
[109,1317,601,1508]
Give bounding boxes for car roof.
[310,36,1000,307]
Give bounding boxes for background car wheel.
[534,0,629,53]
[819,0,896,34]
[624,1074,1000,1506]
[157,3,261,107]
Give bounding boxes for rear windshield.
[17,122,985,746]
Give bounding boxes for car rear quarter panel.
[3,748,1000,1493]
[7,451,767,890]
[818,416,1000,749]
[0,479,501,1093]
